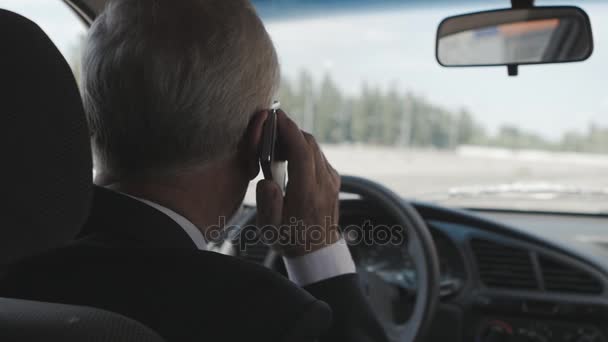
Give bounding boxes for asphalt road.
[244,144,608,213]
[323,145,608,213]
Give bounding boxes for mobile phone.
[259,102,287,192]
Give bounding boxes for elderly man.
[1,1,388,341]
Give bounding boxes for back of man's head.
[82,0,279,179]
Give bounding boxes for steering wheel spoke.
[339,175,441,342]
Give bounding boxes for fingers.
[276,110,340,190]
[321,149,341,190]
[256,179,283,228]
[242,110,269,155]
[276,110,313,171]
[239,110,269,178]
[302,132,324,180]
[302,131,340,189]
[267,110,342,257]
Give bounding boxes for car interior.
[0,9,163,341]
[1,0,607,341]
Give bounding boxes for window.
[0,0,86,80]
[257,1,608,213]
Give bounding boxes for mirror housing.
[436,6,593,75]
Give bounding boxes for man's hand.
[256,110,341,258]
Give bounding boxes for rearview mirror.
[436,6,593,69]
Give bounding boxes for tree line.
[69,37,608,155]
[279,70,608,154]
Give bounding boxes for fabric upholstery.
[0,8,93,263]
[0,9,164,342]
[0,297,164,342]
[1,244,333,342]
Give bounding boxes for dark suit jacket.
[0,187,387,342]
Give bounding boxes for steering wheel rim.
[339,175,440,342]
[265,175,440,342]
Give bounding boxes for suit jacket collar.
[77,186,199,250]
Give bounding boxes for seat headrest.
[0,9,92,263]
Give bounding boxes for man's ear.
[238,111,268,180]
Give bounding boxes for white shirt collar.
[102,188,356,286]
[117,192,208,251]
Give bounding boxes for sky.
[264,0,608,139]
[1,0,607,140]
[0,0,86,58]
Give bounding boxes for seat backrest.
[0,8,92,265]
[0,8,164,342]
[1,297,165,342]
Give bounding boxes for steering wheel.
[266,175,440,342]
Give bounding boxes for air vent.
[539,257,603,295]
[240,241,270,264]
[471,239,538,290]
[235,227,270,264]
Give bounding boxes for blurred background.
[2,0,607,213]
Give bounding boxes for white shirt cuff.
[283,238,356,286]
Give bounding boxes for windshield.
[2,0,606,214]
[0,0,85,78]
[258,0,608,214]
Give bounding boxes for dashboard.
[237,199,608,342]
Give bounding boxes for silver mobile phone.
[259,101,287,192]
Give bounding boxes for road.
[247,145,608,214]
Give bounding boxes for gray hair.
[82,0,280,178]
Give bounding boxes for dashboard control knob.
[575,334,603,342]
[484,327,511,342]
[479,321,513,342]
[573,328,605,342]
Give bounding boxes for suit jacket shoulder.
[0,245,332,342]
[77,186,198,249]
[1,187,334,342]
[2,186,388,342]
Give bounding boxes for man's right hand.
[256,110,342,258]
